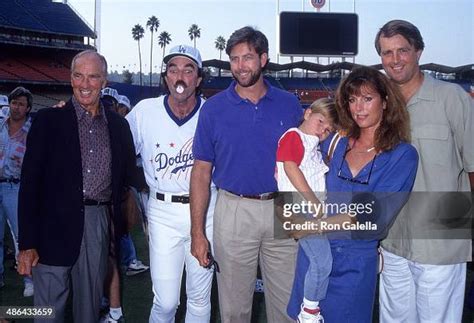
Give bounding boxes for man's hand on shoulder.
[52,100,66,108]
[17,249,39,276]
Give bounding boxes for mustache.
[174,81,187,89]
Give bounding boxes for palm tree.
[188,24,201,49]
[158,31,172,79]
[215,36,226,76]
[215,36,226,60]
[131,24,145,86]
[146,16,160,86]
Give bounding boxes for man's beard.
[233,68,262,88]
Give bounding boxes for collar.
[0,116,32,134]
[72,96,108,124]
[20,116,32,132]
[408,72,436,107]
[225,78,275,105]
[164,95,201,127]
[0,116,7,130]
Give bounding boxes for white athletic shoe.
[125,259,149,276]
[297,306,324,323]
[23,280,34,297]
[100,313,125,323]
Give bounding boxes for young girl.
[275,98,338,323]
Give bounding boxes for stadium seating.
[204,77,233,90]
[0,57,54,82]
[0,1,46,32]
[0,51,72,83]
[0,0,94,38]
[17,56,70,82]
[0,70,20,81]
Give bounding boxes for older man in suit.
[17,50,138,323]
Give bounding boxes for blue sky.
[68,0,473,73]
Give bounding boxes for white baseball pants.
[148,192,215,323]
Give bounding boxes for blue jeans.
[299,235,332,302]
[120,187,147,267]
[120,233,137,266]
[0,182,20,277]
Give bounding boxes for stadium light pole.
[328,0,331,65]
[94,0,102,52]
[276,0,280,65]
[353,0,356,64]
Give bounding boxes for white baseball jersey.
[126,95,209,194]
[127,95,215,321]
[276,127,328,196]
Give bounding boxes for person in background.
[0,95,9,119]
[115,94,148,276]
[116,95,131,117]
[0,87,34,296]
[99,91,149,323]
[375,19,474,323]
[100,89,149,277]
[101,87,120,111]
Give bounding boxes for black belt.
[84,199,112,206]
[228,191,278,201]
[0,178,20,184]
[156,192,189,204]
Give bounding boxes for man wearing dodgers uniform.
[126,45,215,323]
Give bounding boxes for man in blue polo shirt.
[190,26,302,323]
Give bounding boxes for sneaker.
[100,313,125,323]
[23,281,34,297]
[125,260,149,276]
[297,306,324,323]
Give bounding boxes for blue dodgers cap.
[101,87,120,101]
[163,45,202,68]
[0,95,8,107]
[117,95,131,110]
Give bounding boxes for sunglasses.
[337,144,377,185]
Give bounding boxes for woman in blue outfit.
[287,66,419,322]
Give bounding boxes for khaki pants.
[213,190,297,323]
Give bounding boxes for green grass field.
[1,225,472,322]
